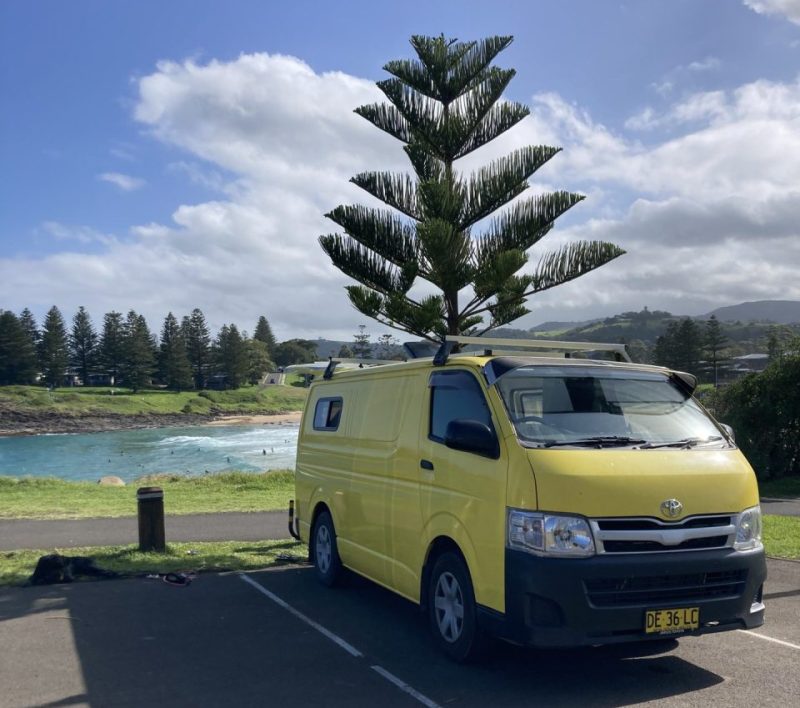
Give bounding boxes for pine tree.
[121,310,155,392]
[376,333,399,359]
[39,306,69,388]
[320,34,624,343]
[352,324,372,358]
[654,319,703,376]
[159,313,194,391]
[70,306,98,386]
[182,308,211,389]
[704,315,728,386]
[99,311,125,385]
[653,321,682,370]
[0,311,38,384]
[215,323,248,389]
[18,308,40,349]
[677,318,704,374]
[253,316,277,359]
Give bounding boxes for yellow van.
[291,337,766,661]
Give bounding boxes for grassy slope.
[0,382,307,418]
[0,471,295,519]
[0,539,307,587]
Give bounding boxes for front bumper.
[478,547,766,647]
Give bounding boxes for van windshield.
[493,366,727,449]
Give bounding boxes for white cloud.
[40,221,118,246]
[98,172,146,191]
[687,56,721,72]
[744,0,800,25]
[3,53,800,338]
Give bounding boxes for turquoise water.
[0,424,299,483]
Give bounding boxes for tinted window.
[429,370,494,442]
[313,397,343,431]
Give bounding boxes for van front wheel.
[312,510,342,587]
[427,552,487,662]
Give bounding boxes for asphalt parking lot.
[0,558,798,708]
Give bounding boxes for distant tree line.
[714,337,800,480]
[651,315,729,383]
[0,306,318,390]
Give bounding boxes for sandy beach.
[0,410,304,436]
[205,412,303,427]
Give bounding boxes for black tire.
[311,510,342,587]
[427,551,487,662]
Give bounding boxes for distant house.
[206,374,229,390]
[85,372,116,387]
[730,353,770,375]
[62,369,81,387]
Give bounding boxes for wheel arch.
[308,501,332,560]
[420,535,470,612]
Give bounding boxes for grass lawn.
[0,382,307,417]
[0,539,306,587]
[763,515,800,560]
[0,470,295,519]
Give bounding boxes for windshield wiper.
[542,436,648,449]
[639,436,723,449]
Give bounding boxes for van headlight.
[507,510,595,557]
[734,506,762,551]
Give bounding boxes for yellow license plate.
[645,608,699,634]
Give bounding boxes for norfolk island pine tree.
[320,34,625,344]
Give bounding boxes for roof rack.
[433,335,631,365]
[323,357,403,379]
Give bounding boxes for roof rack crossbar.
[435,335,631,365]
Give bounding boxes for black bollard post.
[137,486,166,552]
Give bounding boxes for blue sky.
[2,0,800,340]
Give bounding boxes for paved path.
[0,510,289,551]
[0,497,797,552]
[760,497,800,517]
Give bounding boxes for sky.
[2,0,800,342]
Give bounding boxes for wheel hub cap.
[434,571,464,642]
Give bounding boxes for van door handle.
[420,459,434,471]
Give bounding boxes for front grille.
[585,569,748,607]
[590,515,736,554]
[597,516,732,531]
[602,535,729,553]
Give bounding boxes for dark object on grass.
[163,571,196,586]
[29,554,119,585]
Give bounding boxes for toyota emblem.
[660,499,683,518]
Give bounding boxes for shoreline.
[0,410,303,437]
[204,412,303,427]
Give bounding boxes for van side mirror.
[719,423,735,442]
[444,419,499,458]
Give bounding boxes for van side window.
[429,370,494,442]
[313,397,343,431]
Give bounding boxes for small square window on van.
[313,397,343,431]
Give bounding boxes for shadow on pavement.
[245,566,724,707]
[0,565,726,708]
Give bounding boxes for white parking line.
[239,573,362,657]
[371,665,441,708]
[239,573,441,708]
[737,629,800,651]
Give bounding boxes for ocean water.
[0,424,299,483]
